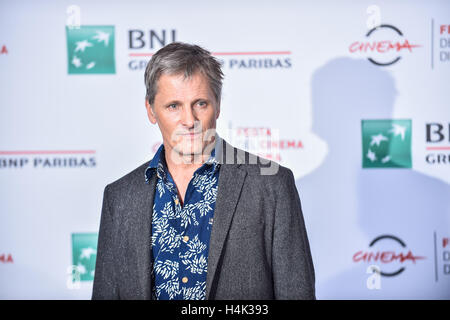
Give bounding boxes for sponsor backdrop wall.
[0,0,449,299]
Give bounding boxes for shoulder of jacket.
[105,160,151,194]
[233,148,292,180]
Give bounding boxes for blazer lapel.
[128,170,157,299]
[205,162,247,299]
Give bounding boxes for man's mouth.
[179,132,202,137]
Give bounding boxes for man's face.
[146,72,220,161]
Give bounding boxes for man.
[92,42,315,300]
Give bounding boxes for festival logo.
[353,235,425,277]
[349,24,421,66]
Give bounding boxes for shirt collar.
[145,135,221,183]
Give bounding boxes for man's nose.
[180,106,197,128]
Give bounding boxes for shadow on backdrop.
[299,57,450,299]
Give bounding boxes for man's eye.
[197,101,207,107]
[167,104,177,110]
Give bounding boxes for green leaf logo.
[72,233,98,281]
[361,119,412,168]
[66,26,115,74]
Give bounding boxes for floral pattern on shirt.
[145,145,220,300]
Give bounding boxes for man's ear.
[145,99,157,124]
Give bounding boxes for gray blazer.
[92,139,315,300]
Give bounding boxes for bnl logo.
[128,29,177,49]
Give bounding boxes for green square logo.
[66,26,115,74]
[72,233,98,281]
[361,119,412,168]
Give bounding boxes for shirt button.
[174,198,179,205]
[182,277,188,284]
[183,236,189,243]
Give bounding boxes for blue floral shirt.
[145,144,220,300]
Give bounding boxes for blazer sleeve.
[271,168,316,299]
[92,185,120,299]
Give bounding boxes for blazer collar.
[206,137,249,299]
[205,159,247,299]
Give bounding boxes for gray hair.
[144,42,224,107]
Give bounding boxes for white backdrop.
[0,0,449,299]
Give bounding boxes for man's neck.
[164,146,211,178]
[163,146,213,205]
